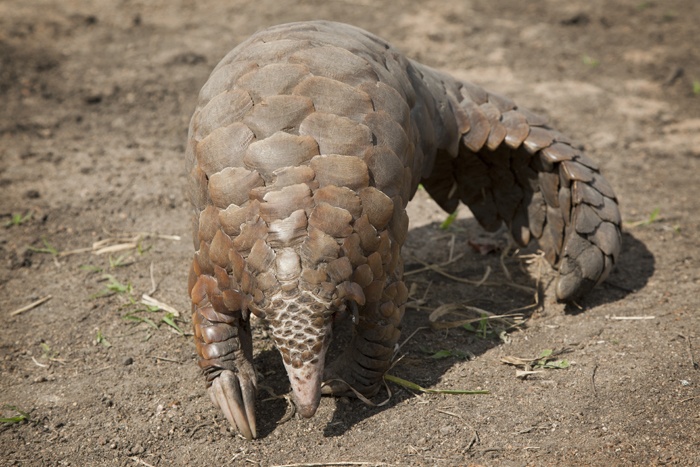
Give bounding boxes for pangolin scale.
[185,21,622,439]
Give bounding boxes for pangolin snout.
[284,355,326,418]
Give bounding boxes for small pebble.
[123,357,134,366]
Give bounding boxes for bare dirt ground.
[1,0,699,465]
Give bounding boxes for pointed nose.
[296,395,321,418]
[283,359,324,418]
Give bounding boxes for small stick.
[409,255,534,293]
[147,262,157,295]
[91,365,112,375]
[436,408,462,420]
[94,243,138,255]
[10,295,52,316]
[679,334,698,370]
[31,356,48,368]
[606,316,656,320]
[141,294,180,317]
[276,395,296,425]
[448,234,456,263]
[465,428,479,452]
[404,253,464,276]
[58,246,94,257]
[591,362,598,396]
[500,242,513,282]
[272,463,385,467]
[154,356,182,364]
[129,457,155,467]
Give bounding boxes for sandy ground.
[1,0,699,465]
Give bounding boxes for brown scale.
[185,20,623,440]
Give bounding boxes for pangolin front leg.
[190,261,257,439]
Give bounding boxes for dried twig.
[272,463,385,467]
[141,294,180,317]
[606,315,656,320]
[322,377,394,407]
[679,334,699,370]
[147,262,157,295]
[130,457,156,467]
[10,295,52,316]
[31,356,48,368]
[93,243,138,255]
[591,362,598,396]
[428,303,524,330]
[404,253,464,276]
[408,254,535,294]
[58,231,180,258]
[154,356,182,364]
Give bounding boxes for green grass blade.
[1,405,30,424]
[440,209,459,230]
[162,313,185,336]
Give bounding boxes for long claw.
[209,370,257,440]
[321,377,351,396]
[241,377,257,438]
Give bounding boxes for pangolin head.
[262,291,336,418]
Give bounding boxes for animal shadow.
[254,218,654,438]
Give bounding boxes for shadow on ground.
[251,219,655,438]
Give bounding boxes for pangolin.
[186,21,621,439]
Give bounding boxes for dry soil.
[1,0,699,465]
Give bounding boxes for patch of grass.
[501,348,572,373]
[123,306,160,329]
[662,11,677,21]
[109,254,133,269]
[462,314,498,340]
[88,266,187,338]
[123,305,186,336]
[27,238,59,256]
[161,312,185,336]
[421,347,473,360]
[532,349,570,369]
[636,1,652,10]
[439,209,459,230]
[0,405,31,424]
[91,274,133,299]
[40,343,58,360]
[95,329,111,347]
[82,252,134,277]
[136,240,152,255]
[5,212,32,228]
[626,207,663,228]
[582,54,600,67]
[693,80,700,96]
[80,264,104,273]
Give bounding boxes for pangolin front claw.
[320,376,351,397]
[209,370,257,440]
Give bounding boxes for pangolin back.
[186,21,621,439]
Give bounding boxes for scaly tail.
[415,65,621,301]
